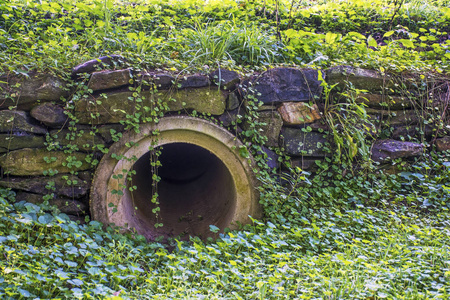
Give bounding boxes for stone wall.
[0,56,449,221]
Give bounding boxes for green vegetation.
[1,0,450,299]
[1,0,449,74]
[1,155,450,299]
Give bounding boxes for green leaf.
[398,39,415,48]
[383,31,395,37]
[367,36,377,48]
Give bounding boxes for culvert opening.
[127,143,236,239]
[90,116,261,241]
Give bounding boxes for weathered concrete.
[90,116,261,240]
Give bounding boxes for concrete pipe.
[90,116,261,240]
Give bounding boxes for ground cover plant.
[1,0,450,74]
[1,0,450,299]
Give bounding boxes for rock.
[281,127,329,156]
[178,75,210,89]
[0,110,47,134]
[72,55,126,76]
[219,109,240,127]
[290,158,321,171]
[210,69,240,90]
[0,148,90,176]
[74,91,136,124]
[298,120,329,132]
[0,74,69,110]
[68,215,86,224]
[97,124,125,144]
[326,66,395,92]
[74,88,227,123]
[15,192,87,215]
[247,68,323,104]
[227,92,240,110]
[158,88,226,115]
[386,110,420,126]
[0,174,89,198]
[243,110,283,147]
[260,146,279,169]
[392,125,433,140]
[137,73,175,90]
[0,133,45,153]
[77,171,93,183]
[48,128,106,152]
[135,72,175,90]
[435,136,450,152]
[87,69,132,91]
[371,139,423,162]
[365,108,420,126]
[30,102,67,127]
[277,102,321,125]
[258,105,277,111]
[355,93,412,109]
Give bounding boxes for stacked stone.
[0,73,91,221]
[0,55,449,219]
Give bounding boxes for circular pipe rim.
[90,116,261,238]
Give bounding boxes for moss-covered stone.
[74,88,227,124]
[87,69,132,91]
[0,134,45,153]
[0,110,47,134]
[0,174,89,198]
[15,192,87,215]
[49,129,105,152]
[281,127,329,156]
[243,110,283,147]
[326,66,396,93]
[97,124,125,144]
[30,102,68,127]
[73,91,136,124]
[0,74,69,111]
[0,148,90,176]
[436,136,450,152]
[356,93,412,109]
[157,87,226,115]
[366,109,420,126]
